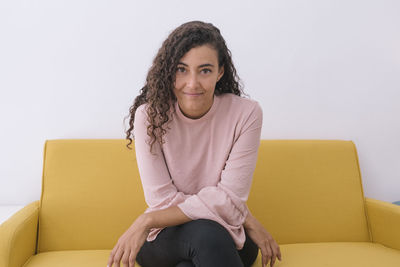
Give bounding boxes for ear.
[217,65,224,82]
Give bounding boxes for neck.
[178,97,214,119]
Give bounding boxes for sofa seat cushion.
[253,242,400,266]
[21,242,400,267]
[22,250,142,267]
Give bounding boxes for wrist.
[244,211,255,230]
[138,213,153,231]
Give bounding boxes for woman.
[108,21,282,267]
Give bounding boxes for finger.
[121,248,130,267]
[129,249,137,267]
[265,241,272,266]
[107,253,113,267]
[113,246,124,267]
[261,246,268,267]
[108,244,120,267]
[270,243,279,267]
[270,254,276,267]
[261,248,266,267]
[277,245,282,261]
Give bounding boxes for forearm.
[243,209,255,230]
[142,205,192,230]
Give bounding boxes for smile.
[183,92,203,96]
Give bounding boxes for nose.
[186,72,199,89]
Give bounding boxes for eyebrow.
[178,62,215,68]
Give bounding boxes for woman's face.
[173,44,224,119]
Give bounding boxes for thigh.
[238,229,259,267]
[137,219,244,267]
[136,226,191,267]
[175,261,195,267]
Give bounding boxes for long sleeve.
[133,94,263,249]
[177,102,263,229]
[133,104,192,212]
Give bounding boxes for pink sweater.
[133,93,263,250]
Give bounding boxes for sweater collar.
[175,94,220,123]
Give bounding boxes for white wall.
[0,0,399,208]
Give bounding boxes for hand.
[244,214,282,267]
[107,214,151,267]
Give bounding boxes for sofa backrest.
[247,140,371,244]
[37,139,371,252]
[38,139,146,252]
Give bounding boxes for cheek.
[174,77,184,90]
[204,78,218,91]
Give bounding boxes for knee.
[175,261,195,267]
[188,219,235,250]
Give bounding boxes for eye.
[177,67,186,73]
[201,68,212,74]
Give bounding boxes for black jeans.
[136,219,259,267]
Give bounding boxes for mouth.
[183,92,203,96]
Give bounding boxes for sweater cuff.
[177,194,247,226]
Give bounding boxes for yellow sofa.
[1,139,400,267]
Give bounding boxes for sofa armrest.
[365,197,400,250]
[0,201,40,267]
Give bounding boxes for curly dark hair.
[124,20,246,152]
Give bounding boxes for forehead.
[179,45,218,65]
